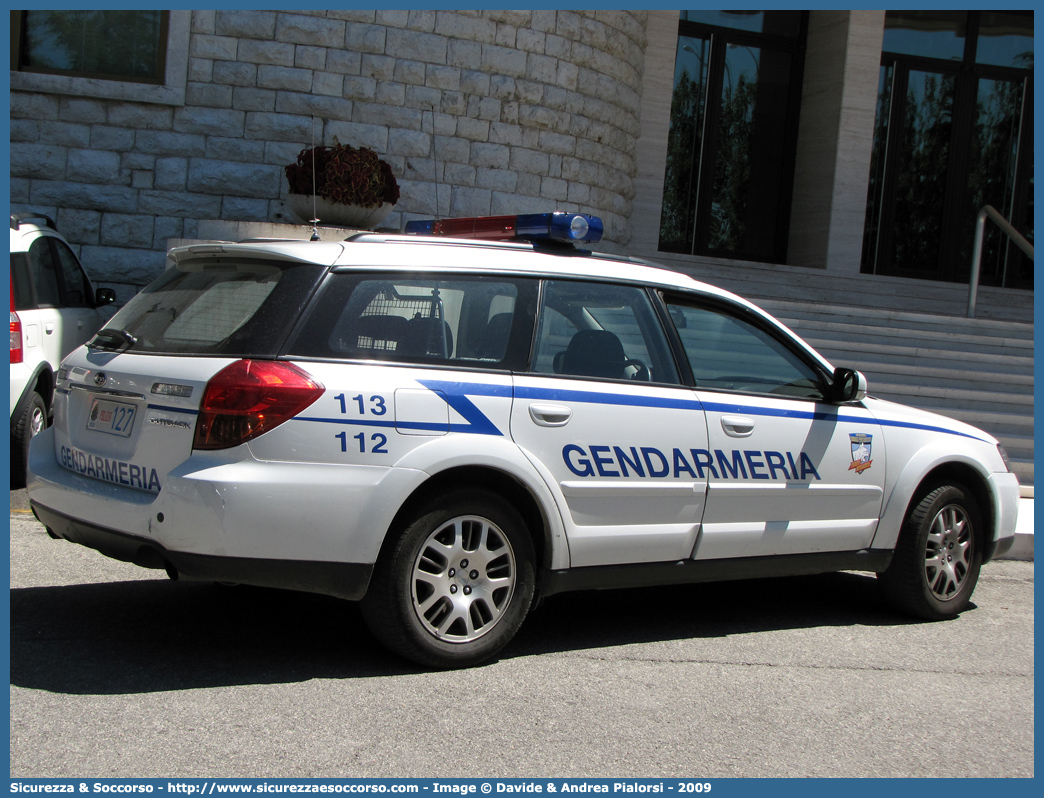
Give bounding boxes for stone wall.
[10,9,649,297]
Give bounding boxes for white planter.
[285,194,393,229]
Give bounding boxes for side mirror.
[832,367,867,403]
[95,287,116,306]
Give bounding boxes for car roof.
[168,234,737,300]
[10,213,65,252]
[165,233,834,372]
[163,231,838,376]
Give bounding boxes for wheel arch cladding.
[380,465,551,571]
[912,462,992,553]
[13,364,54,426]
[874,448,994,553]
[33,365,55,410]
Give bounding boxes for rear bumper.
[31,500,374,601]
[27,425,426,598]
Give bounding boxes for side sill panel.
[539,549,894,599]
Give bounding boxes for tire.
[361,489,536,668]
[878,483,982,620]
[11,391,47,488]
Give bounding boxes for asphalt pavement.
[9,501,1034,779]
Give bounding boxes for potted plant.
[284,144,400,229]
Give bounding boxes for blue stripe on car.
[291,380,989,444]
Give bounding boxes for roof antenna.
[431,105,441,220]
[309,114,320,241]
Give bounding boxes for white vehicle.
[10,213,114,485]
[27,212,1019,667]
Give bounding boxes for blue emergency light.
[404,212,604,245]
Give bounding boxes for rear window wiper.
[88,328,138,352]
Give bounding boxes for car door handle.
[721,415,755,437]
[529,403,572,427]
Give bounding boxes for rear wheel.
[362,489,535,668]
[11,391,47,487]
[879,483,982,620]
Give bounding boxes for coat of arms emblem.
[849,433,873,473]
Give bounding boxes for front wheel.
[361,489,536,668]
[878,483,982,620]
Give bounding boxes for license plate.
[87,398,138,438]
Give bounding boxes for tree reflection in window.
[17,10,166,84]
[659,13,803,263]
[862,10,1033,289]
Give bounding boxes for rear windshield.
[95,259,326,356]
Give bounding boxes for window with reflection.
[532,281,680,385]
[881,10,967,62]
[666,301,824,401]
[12,10,168,84]
[862,10,1033,289]
[660,11,806,263]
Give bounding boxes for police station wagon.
[27,212,1020,667]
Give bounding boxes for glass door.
[861,11,1033,289]
[659,13,805,264]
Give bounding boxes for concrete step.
[871,382,1032,413]
[855,362,1033,394]
[675,257,1034,322]
[1010,459,1034,485]
[914,405,1033,436]
[762,299,1035,341]
[998,496,1032,561]
[995,433,1034,460]
[806,338,1033,375]
[783,318,1034,356]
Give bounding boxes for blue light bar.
[517,213,604,244]
[403,212,603,245]
[404,219,436,235]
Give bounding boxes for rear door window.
[287,273,535,371]
[531,280,680,384]
[53,239,92,306]
[25,238,62,307]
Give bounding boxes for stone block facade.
[10,9,649,296]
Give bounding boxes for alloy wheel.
[923,504,973,601]
[410,514,516,643]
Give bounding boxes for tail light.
[10,278,22,364]
[10,312,23,364]
[193,360,324,450]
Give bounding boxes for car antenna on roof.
[432,105,441,225]
[308,115,320,241]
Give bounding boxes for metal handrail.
[968,205,1034,318]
